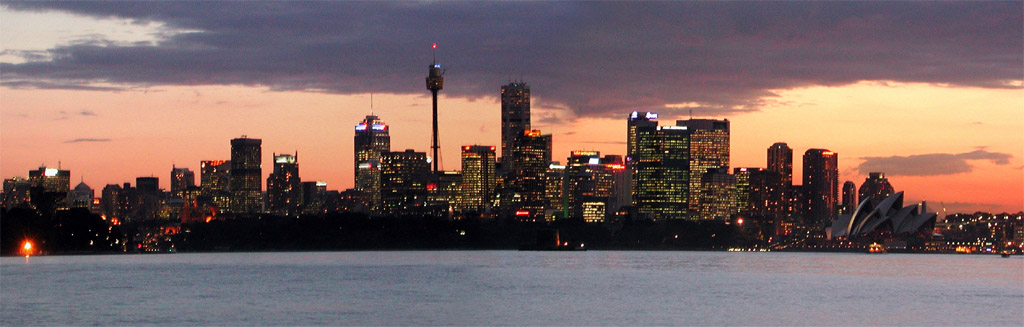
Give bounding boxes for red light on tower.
[432,43,437,49]
[464,146,471,151]
[489,146,495,151]
[515,210,530,216]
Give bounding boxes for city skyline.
[1,2,1022,213]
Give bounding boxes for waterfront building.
[2,177,33,209]
[230,137,262,214]
[858,172,894,206]
[427,171,462,218]
[500,82,530,164]
[380,150,430,216]
[266,153,301,216]
[354,115,391,214]
[767,142,793,215]
[199,160,231,213]
[69,181,95,211]
[699,167,736,221]
[803,149,839,231]
[677,119,730,219]
[301,181,328,215]
[842,181,857,214]
[543,163,566,221]
[459,145,497,214]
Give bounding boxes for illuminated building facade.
[300,181,328,215]
[699,167,736,221]
[427,171,461,218]
[267,153,301,216]
[748,169,786,235]
[500,82,530,164]
[354,115,391,214]
[230,137,263,214]
[170,166,195,197]
[459,145,496,214]
[544,163,566,220]
[28,166,71,193]
[677,119,730,219]
[768,142,793,215]
[803,149,839,231]
[733,167,762,215]
[2,177,33,209]
[505,130,551,221]
[858,172,894,206]
[564,151,619,222]
[628,112,691,220]
[200,160,231,213]
[627,111,659,212]
[380,150,430,216]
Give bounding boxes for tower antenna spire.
[426,43,445,173]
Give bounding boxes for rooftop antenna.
[370,93,374,115]
[689,108,693,120]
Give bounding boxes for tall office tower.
[500,82,531,164]
[459,145,497,214]
[266,153,301,216]
[748,169,786,226]
[505,130,551,221]
[603,155,630,216]
[170,166,195,197]
[28,166,71,193]
[100,184,123,221]
[699,168,736,221]
[627,111,658,206]
[135,177,161,221]
[858,172,894,206]
[380,150,430,216]
[300,181,328,215]
[841,181,857,214]
[426,46,445,173]
[803,149,838,231]
[230,136,262,214]
[677,119,730,218]
[563,151,617,222]
[543,163,566,220]
[200,160,231,213]
[733,168,764,215]
[767,142,793,215]
[628,111,688,220]
[354,115,391,214]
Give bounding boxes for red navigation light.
[515,210,530,216]
[464,146,471,151]
[432,43,437,49]
[427,183,437,191]
[489,146,495,151]
[823,151,835,156]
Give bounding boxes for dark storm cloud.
[64,138,110,143]
[2,1,1021,118]
[857,150,1014,176]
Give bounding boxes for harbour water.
[2,251,1022,326]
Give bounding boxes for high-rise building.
[699,167,736,221]
[427,171,461,218]
[266,153,301,216]
[563,151,618,222]
[135,177,161,221]
[170,166,195,197]
[2,177,33,209]
[500,82,530,164]
[354,115,391,214]
[28,166,71,193]
[842,181,857,214]
[504,130,550,221]
[100,184,123,222]
[459,145,497,214]
[677,119,730,219]
[767,142,793,215]
[200,160,231,213]
[70,181,95,211]
[734,168,763,215]
[748,169,786,234]
[629,112,690,220]
[858,172,894,206]
[803,149,838,231]
[380,150,430,216]
[230,137,262,214]
[543,163,566,221]
[300,181,328,215]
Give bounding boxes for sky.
[1,1,1021,214]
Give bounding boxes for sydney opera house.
[829,191,937,240]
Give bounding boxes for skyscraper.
[803,149,838,231]
[459,145,497,214]
[628,112,691,220]
[354,115,391,214]
[767,142,793,216]
[200,160,231,213]
[699,167,736,221]
[677,119,730,219]
[500,82,530,164]
[380,149,430,216]
[170,166,195,197]
[266,153,301,216]
[230,136,262,214]
[842,181,857,214]
[28,166,70,193]
[504,130,550,221]
[858,172,894,206]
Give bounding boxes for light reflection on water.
[2,251,1022,326]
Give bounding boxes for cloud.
[1,2,1020,119]
[78,110,97,116]
[857,150,1013,176]
[64,138,110,143]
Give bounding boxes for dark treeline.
[174,213,755,252]
[1,207,124,256]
